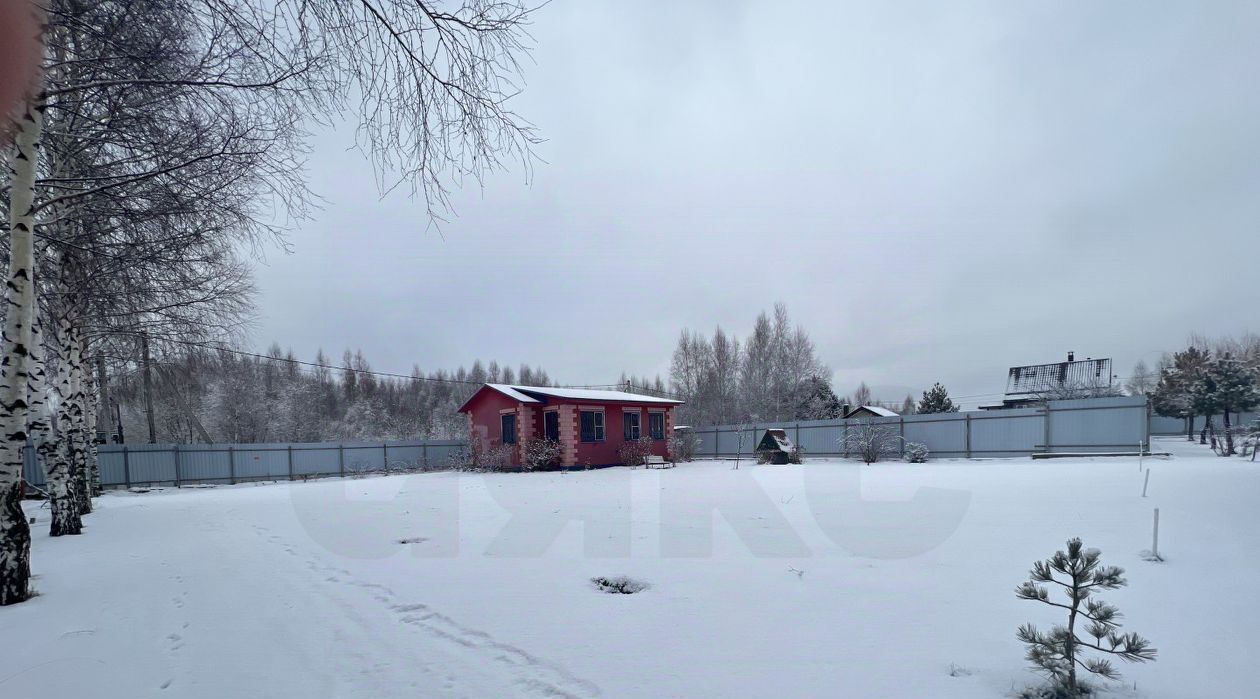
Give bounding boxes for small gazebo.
[755,429,795,465]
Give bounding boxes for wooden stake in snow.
[1141,469,1151,497]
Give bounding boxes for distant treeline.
[109,346,554,443]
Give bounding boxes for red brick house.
[457,384,683,468]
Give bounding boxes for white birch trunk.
[0,84,44,605]
[84,361,100,497]
[68,322,92,514]
[30,281,80,535]
[51,305,83,517]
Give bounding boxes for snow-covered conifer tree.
[916,383,959,414]
[1016,539,1156,696]
[1199,354,1260,455]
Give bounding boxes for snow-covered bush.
[788,446,805,464]
[905,442,929,463]
[1016,539,1156,697]
[449,441,514,472]
[841,419,900,464]
[591,575,650,594]
[618,436,653,467]
[668,430,699,462]
[522,438,562,471]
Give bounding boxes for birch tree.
[3,0,543,603]
[0,1,45,605]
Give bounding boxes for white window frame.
[623,410,642,440]
[580,409,605,442]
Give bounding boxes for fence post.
[964,413,972,458]
[795,423,801,449]
[228,446,236,485]
[123,446,131,490]
[899,416,906,457]
[383,443,389,473]
[338,443,345,477]
[174,444,182,488]
[287,445,294,481]
[1043,403,1052,453]
[422,441,428,469]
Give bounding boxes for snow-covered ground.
[4,438,1256,698]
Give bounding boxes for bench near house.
[457,384,683,468]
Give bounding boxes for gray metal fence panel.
[1149,412,1256,436]
[22,446,43,487]
[291,445,339,476]
[16,438,472,489]
[794,422,845,455]
[688,396,1149,460]
[1046,396,1147,453]
[901,414,967,457]
[101,450,127,486]
[967,408,1043,455]
[125,445,178,484]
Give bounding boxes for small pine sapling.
[1015,538,1156,697]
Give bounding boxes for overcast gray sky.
[249,0,1260,408]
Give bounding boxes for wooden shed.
[755,429,796,465]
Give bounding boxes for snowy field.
[4,438,1257,698]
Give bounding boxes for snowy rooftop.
[482,384,542,404]
[484,384,683,405]
[848,405,897,417]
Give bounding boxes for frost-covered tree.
[1124,360,1154,396]
[899,394,916,415]
[669,305,826,426]
[740,312,775,420]
[1016,539,1156,697]
[851,382,873,408]
[841,419,900,464]
[916,383,959,414]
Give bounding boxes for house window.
[580,410,604,442]
[501,414,517,445]
[623,411,641,440]
[544,411,559,441]
[649,412,665,440]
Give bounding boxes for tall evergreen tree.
[916,383,959,414]
[1150,347,1210,441]
[1199,354,1260,455]
[794,374,844,420]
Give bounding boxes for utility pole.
[96,354,112,442]
[141,334,157,443]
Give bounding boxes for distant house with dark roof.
[981,352,1115,410]
[844,405,898,419]
[457,384,683,468]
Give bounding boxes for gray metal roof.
[1005,358,1112,397]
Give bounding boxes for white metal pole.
[1152,508,1160,559]
[1142,469,1151,497]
